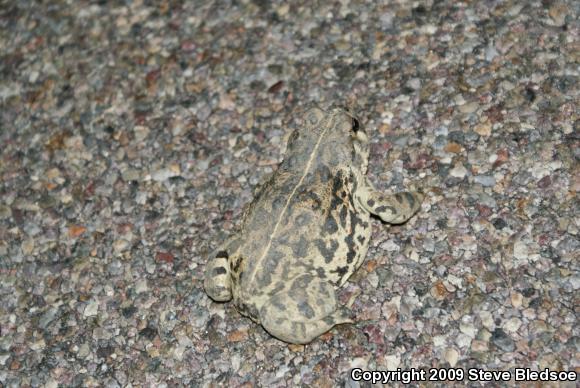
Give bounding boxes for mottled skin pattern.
[204,106,424,344]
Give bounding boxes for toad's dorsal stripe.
[246,116,331,287]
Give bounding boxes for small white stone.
[29,338,46,350]
[29,70,39,83]
[133,125,150,141]
[349,357,369,371]
[444,348,459,367]
[408,249,419,262]
[64,135,86,151]
[420,24,438,35]
[406,78,421,90]
[122,169,141,182]
[113,239,130,254]
[450,164,468,178]
[21,238,35,255]
[479,311,494,329]
[439,155,453,164]
[366,271,379,288]
[172,344,186,361]
[77,343,90,359]
[84,300,99,317]
[151,168,178,182]
[384,354,401,370]
[176,334,193,347]
[443,280,456,292]
[502,317,522,333]
[454,94,466,105]
[276,3,289,16]
[231,353,241,371]
[447,274,463,288]
[61,194,73,204]
[0,354,9,366]
[485,44,499,61]
[513,241,528,261]
[45,380,59,388]
[460,322,477,338]
[433,335,447,346]
[218,92,235,111]
[381,296,401,320]
[459,101,479,114]
[531,164,549,179]
[522,308,536,320]
[136,191,148,205]
[275,365,290,379]
[382,239,400,252]
[568,276,580,289]
[455,333,473,348]
[135,279,148,294]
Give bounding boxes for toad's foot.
[259,274,353,344]
[357,178,424,224]
[204,238,239,302]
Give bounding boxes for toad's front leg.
[204,237,240,302]
[357,178,424,224]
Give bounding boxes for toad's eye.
[288,129,299,145]
[351,118,360,132]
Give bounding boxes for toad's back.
[231,110,362,308]
[233,166,372,318]
[234,159,338,295]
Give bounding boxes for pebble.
[78,343,90,358]
[459,322,477,338]
[444,348,459,367]
[433,335,447,347]
[430,281,449,300]
[151,166,181,182]
[548,2,569,26]
[449,163,468,179]
[29,338,46,351]
[134,126,150,141]
[21,238,35,254]
[458,101,479,114]
[474,121,492,137]
[502,318,522,333]
[471,340,489,352]
[122,168,141,182]
[537,175,551,188]
[113,239,130,254]
[383,354,401,370]
[473,175,496,187]
[491,328,515,352]
[510,292,523,308]
[448,131,465,144]
[84,300,99,317]
[135,279,148,294]
[0,205,11,219]
[493,218,507,230]
[455,333,473,348]
[38,307,59,329]
[513,241,529,262]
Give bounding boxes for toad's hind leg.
[204,238,239,302]
[357,178,424,224]
[259,274,352,344]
